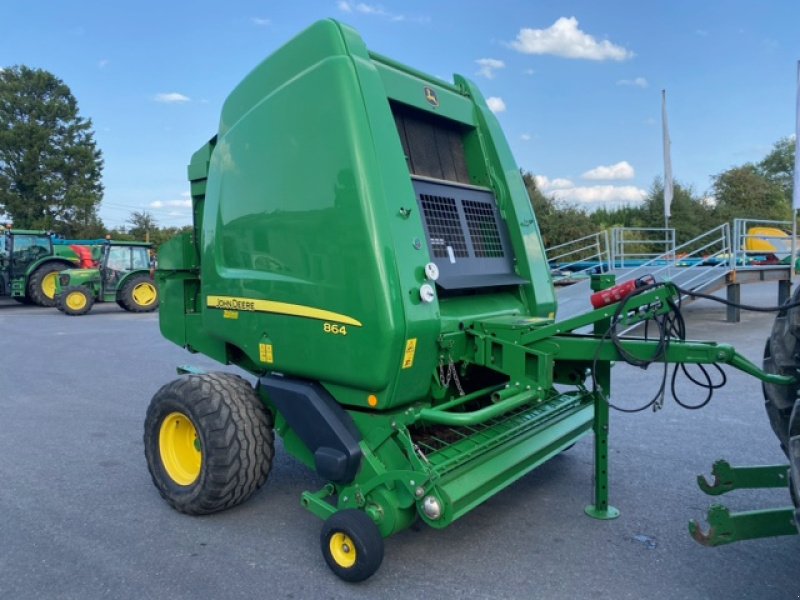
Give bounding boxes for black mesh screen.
[419,195,468,258]
[413,179,524,291]
[463,199,504,258]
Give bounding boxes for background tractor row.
[54,240,159,316]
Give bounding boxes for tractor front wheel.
[119,275,159,312]
[320,510,384,582]
[28,263,68,307]
[57,286,95,316]
[143,373,274,515]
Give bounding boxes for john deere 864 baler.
[145,19,797,581]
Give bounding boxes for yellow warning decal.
[402,338,417,369]
[259,343,274,364]
[206,295,362,327]
[223,310,239,320]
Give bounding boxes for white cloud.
[251,17,270,26]
[154,92,190,104]
[150,199,192,209]
[337,2,429,23]
[520,133,531,141]
[475,58,505,79]
[510,17,633,61]
[98,59,110,69]
[617,76,647,88]
[551,185,646,206]
[535,175,574,191]
[486,97,506,113]
[581,161,635,181]
[523,68,535,75]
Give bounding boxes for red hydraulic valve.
[590,275,656,309]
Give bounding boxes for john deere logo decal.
[424,87,439,108]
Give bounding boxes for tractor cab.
[55,240,158,316]
[7,232,52,280]
[100,243,152,295]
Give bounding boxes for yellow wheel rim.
[158,412,202,486]
[329,533,357,568]
[42,272,58,299]
[65,291,88,310]
[133,282,157,306]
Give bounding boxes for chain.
[438,355,465,396]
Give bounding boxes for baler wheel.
[57,285,95,316]
[119,275,159,312]
[763,284,800,453]
[143,373,274,515]
[320,509,384,582]
[28,263,69,307]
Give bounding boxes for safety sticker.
[402,338,417,369]
[259,343,274,364]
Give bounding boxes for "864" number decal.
[323,322,348,336]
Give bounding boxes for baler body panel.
[167,19,556,412]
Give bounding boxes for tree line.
[0,65,796,253]
[526,137,795,249]
[0,65,187,248]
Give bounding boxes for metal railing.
[731,218,796,270]
[610,227,676,268]
[546,231,610,284]
[609,223,732,295]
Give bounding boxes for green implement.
[142,19,799,582]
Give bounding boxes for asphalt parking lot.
[2,283,800,600]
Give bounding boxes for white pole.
[662,89,673,233]
[792,61,800,286]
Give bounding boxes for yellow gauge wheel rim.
[65,290,88,310]
[132,282,157,306]
[329,533,357,568]
[42,272,58,299]
[159,412,202,486]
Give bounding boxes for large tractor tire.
[57,285,95,316]
[763,285,800,453]
[27,263,69,307]
[119,275,159,312]
[144,373,274,515]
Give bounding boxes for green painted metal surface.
[153,18,798,559]
[688,460,797,545]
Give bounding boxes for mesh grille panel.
[420,194,468,258]
[463,199,504,258]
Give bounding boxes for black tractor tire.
[763,285,800,454]
[119,274,159,312]
[321,509,384,583]
[27,263,69,307]
[144,373,274,515]
[57,285,95,316]
[788,401,800,525]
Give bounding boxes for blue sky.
[3,1,799,228]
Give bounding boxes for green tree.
[711,164,790,223]
[757,136,795,204]
[127,210,157,241]
[521,171,595,249]
[638,179,716,243]
[0,66,104,234]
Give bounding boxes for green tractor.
[0,226,86,306]
[55,240,159,316]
